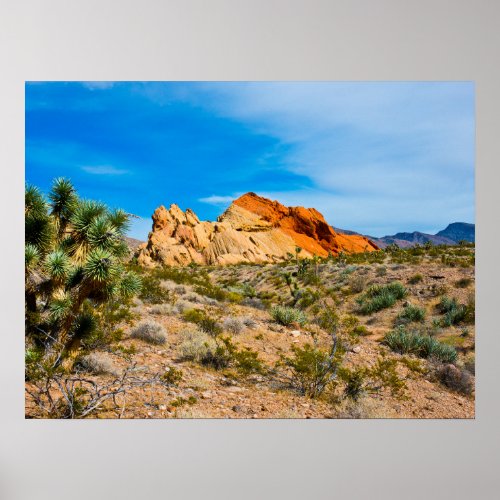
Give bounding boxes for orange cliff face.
[232,192,378,257]
[136,192,379,267]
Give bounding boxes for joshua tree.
[25,178,141,365]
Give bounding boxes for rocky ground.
[25,246,475,419]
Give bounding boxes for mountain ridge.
[334,222,475,248]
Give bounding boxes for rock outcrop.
[136,192,378,267]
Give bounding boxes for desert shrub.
[395,304,426,325]
[80,298,136,350]
[182,308,223,337]
[383,327,457,363]
[408,273,423,284]
[77,352,118,376]
[437,295,475,326]
[173,299,191,314]
[455,277,472,288]
[295,288,321,309]
[179,328,218,362]
[270,306,307,326]
[130,320,167,345]
[25,179,142,364]
[376,266,387,277]
[338,357,406,401]
[242,297,265,310]
[353,325,370,336]
[278,341,343,398]
[241,316,258,329]
[227,283,257,298]
[150,304,173,315]
[338,366,366,400]
[225,291,244,303]
[357,281,407,314]
[222,337,265,375]
[349,274,367,293]
[399,356,427,375]
[463,353,475,375]
[160,366,183,386]
[183,292,205,304]
[139,275,171,304]
[223,317,244,335]
[180,332,263,374]
[436,364,474,395]
[194,282,227,301]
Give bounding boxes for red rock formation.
[232,192,377,257]
[136,192,378,267]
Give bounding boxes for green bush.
[357,282,407,315]
[408,273,423,284]
[138,275,171,304]
[182,308,222,337]
[437,296,475,326]
[278,342,342,398]
[270,306,307,326]
[395,304,426,325]
[382,327,457,363]
[339,357,406,401]
[454,277,472,288]
[194,283,227,301]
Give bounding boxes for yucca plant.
[25,178,141,367]
[382,327,457,363]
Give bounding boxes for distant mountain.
[334,223,474,249]
[436,222,475,243]
[123,236,145,252]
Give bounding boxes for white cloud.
[81,81,115,90]
[81,165,129,175]
[198,194,239,206]
[180,82,475,234]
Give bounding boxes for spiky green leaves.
[49,177,78,237]
[108,208,130,234]
[45,249,70,281]
[83,248,118,282]
[26,180,143,359]
[49,292,73,320]
[25,184,47,218]
[71,311,98,340]
[71,200,107,235]
[118,271,142,298]
[25,184,53,253]
[87,215,119,250]
[25,244,41,270]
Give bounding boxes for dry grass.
[130,320,168,345]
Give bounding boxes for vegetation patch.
[395,304,426,325]
[270,306,307,326]
[383,327,457,363]
[130,320,167,345]
[357,281,407,314]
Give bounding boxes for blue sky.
[25,81,474,239]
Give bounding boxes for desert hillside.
[26,242,475,419]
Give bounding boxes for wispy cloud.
[81,165,129,175]
[81,82,115,90]
[26,82,475,239]
[199,194,238,206]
